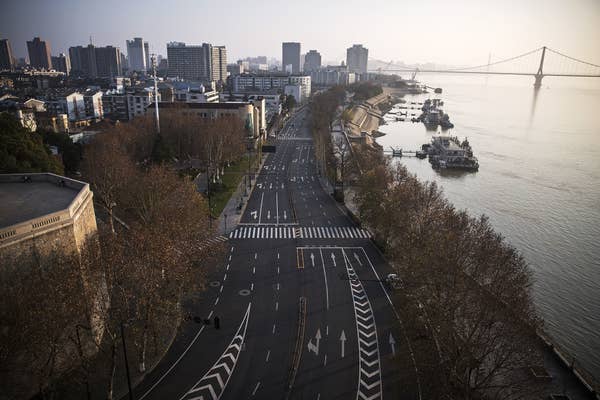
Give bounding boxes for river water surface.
[376,74,600,381]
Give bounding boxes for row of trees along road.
[353,148,544,400]
[308,85,346,182]
[1,115,229,399]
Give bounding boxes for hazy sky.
[2,0,599,66]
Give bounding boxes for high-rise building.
[69,45,97,77]
[303,50,321,72]
[27,37,52,69]
[167,42,225,83]
[167,42,209,81]
[0,39,15,70]
[126,37,148,72]
[51,53,71,75]
[69,45,122,77]
[144,42,150,72]
[346,44,368,74]
[282,42,301,74]
[211,46,227,83]
[95,46,122,77]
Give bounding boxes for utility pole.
[151,54,160,133]
[206,166,212,229]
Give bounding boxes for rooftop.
[0,174,84,229]
[153,101,252,110]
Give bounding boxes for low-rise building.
[0,173,98,258]
[284,84,303,103]
[232,73,311,102]
[311,65,356,86]
[219,92,282,121]
[151,99,267,140]
[127,89,159,120]
[101,89,129,121]
[83,90,104,121]
[44,90,86,122]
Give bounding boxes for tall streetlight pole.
[151,54,160,134]
[120,321,134,400]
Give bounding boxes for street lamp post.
[120,321,134,400]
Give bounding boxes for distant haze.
[1,0,599,66]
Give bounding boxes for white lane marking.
[258,192,264,224]
[275,302,279,311]
[253,267,256,274]
[220,286,224,293]
[226,264,230,271]
[265,350,271,362]
[178,303,252,400]
[207,311,214,320]
[230,246,234,253]
[251,283,254,291]
[252,381,261,396]
[276,192,279,224]
[320,249,330,310]
[223,274,227,281]
[272,324,276,334]
[277,267,280,274]
[214,297,219,305]
[255,252,258,259]
[324,354,327,366]
[276,283,280,290]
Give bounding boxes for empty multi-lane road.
[133,107,420,400]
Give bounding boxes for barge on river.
[426,135,479,171]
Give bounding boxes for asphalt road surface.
[133,108,421,400]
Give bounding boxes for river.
[376,74,600,381]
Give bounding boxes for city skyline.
[1,0,599,67]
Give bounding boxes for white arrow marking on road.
[308,339,318,355]
[340,330,347,358]
[251,211,257,220]
[281,183,284,189]
[269,183,272,190]
[316,328,322,348]
[283,211,287,220]
[331,253,336,266]
[389,333,396,356]
[354,253,363,266]
[310,253,315,267]
[267,210,271,219]
[257,183,262,189]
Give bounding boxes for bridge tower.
[534,46,546,88]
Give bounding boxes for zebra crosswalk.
[228,226,371,240]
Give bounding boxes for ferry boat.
[427,135,479,171]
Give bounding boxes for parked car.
[385,273,403,290]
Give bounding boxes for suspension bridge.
[370,46,600,88]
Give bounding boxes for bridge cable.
[439,47,544,71]
[546,47,600,68]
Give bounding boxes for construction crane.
[408,68,442,93]
[377,60,395,74]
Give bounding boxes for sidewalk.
[215,154,267,236]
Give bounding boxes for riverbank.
[343,89,401,147]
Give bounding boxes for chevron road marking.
[342,249,382,400]
[180,303,252,400]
